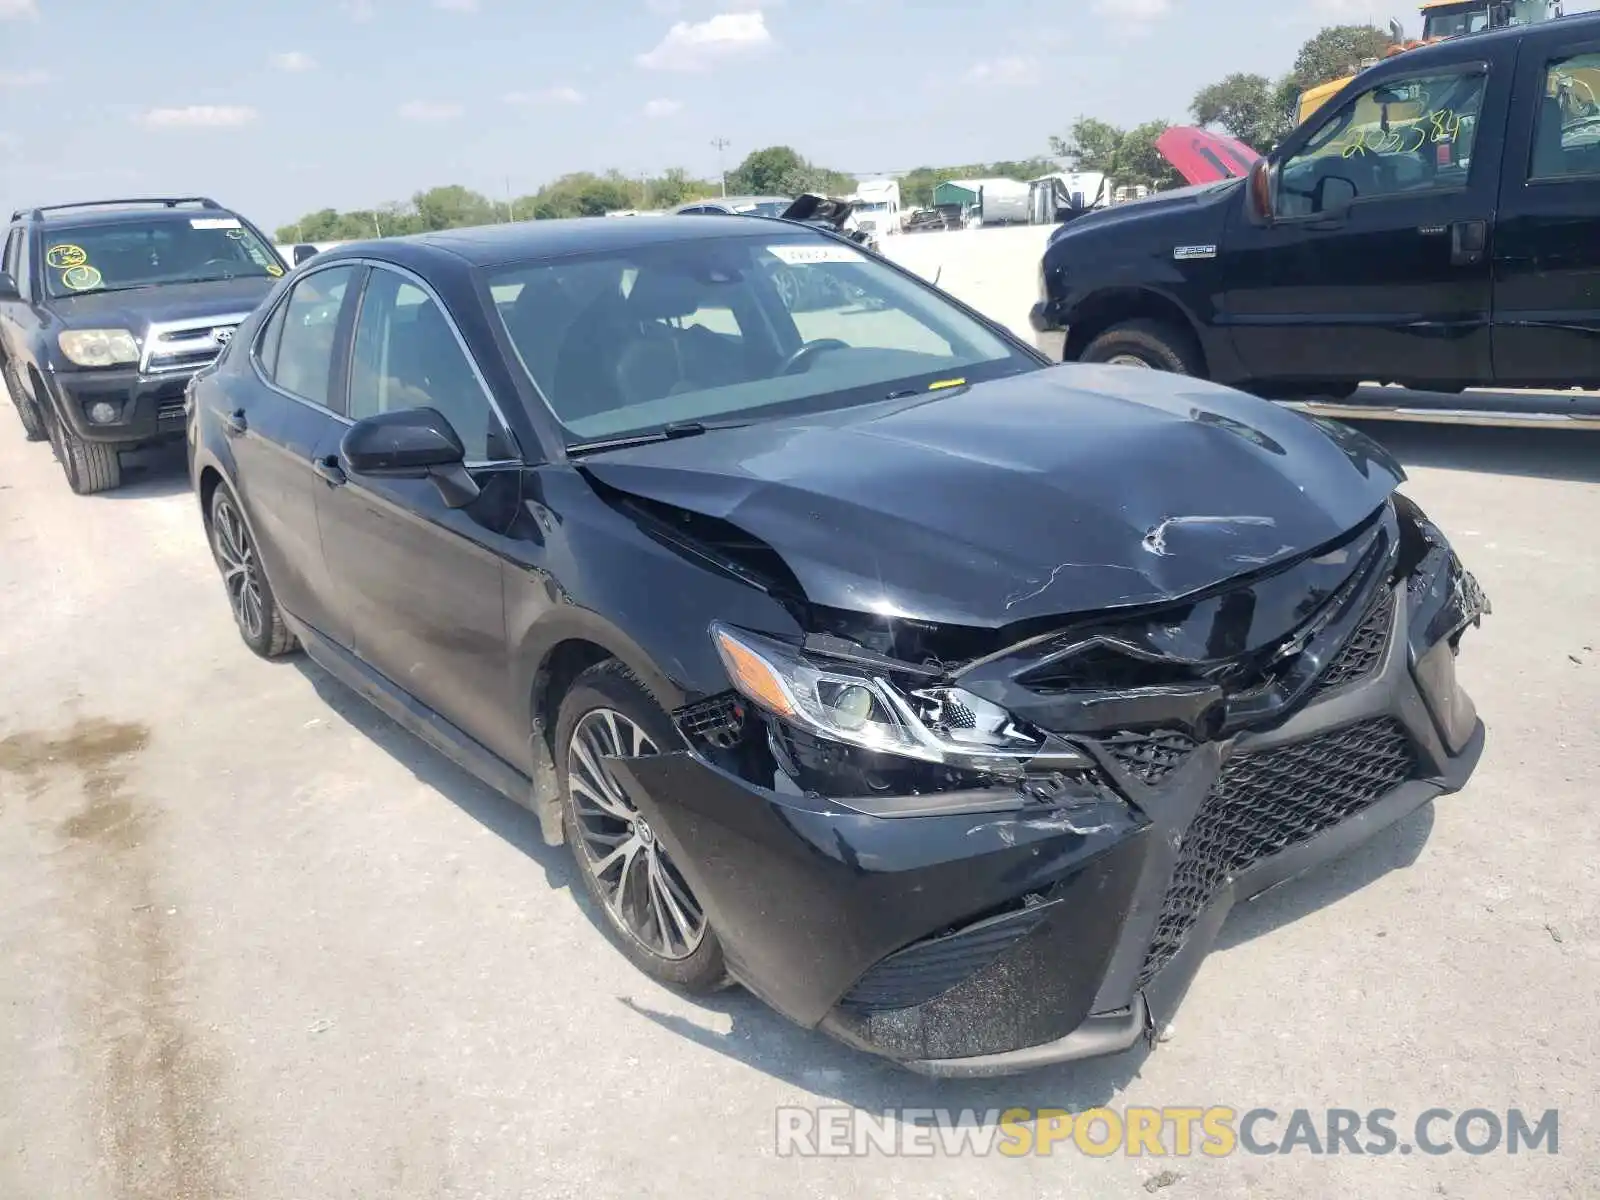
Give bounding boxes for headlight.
[58,329,139,368]
[710,622,1062,770]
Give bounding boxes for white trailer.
[850,179,903,237]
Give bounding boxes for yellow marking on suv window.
[61,265,103,291]
[928,377,967,390]
[46,244,87,269]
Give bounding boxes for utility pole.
[711,137,731,196]
[505,176,515,223]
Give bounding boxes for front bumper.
[44,364,197,445]
[604,542,1488,1076]
[1029,300,1066,362]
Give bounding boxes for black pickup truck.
[0,197,315,493]
[1031,13,1600,402]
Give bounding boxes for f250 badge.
[1173,245,1218,261]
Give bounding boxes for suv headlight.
[58,329,139,368]
[711,622,1061,770]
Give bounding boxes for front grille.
[673,692,745,749]
[140,314,249,374]
[156,398,187,421]
[1137,717,1417,986]
[1102,729,1198,785]
[1314,587,1394,694]
[840,899,1055,1013]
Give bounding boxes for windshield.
[41,215,284,298]
[855,201,892,213]
[487,230,1037,447]
[1422,5,1490,38]
[730,200,791,217]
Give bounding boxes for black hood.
[580,365,1405,628]
[51,276,277,330]
[1047,180,1238,248]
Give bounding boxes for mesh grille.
[674,692,745,749]
[1102,730,1198,785]
[1315,588,1394,693]
[1137,717,1417,986]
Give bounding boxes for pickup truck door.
[1491,36,1600,387]
[1220,53,1511,389]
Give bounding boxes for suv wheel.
[3,362,46,443]
[45,407,123,494]
[1080,318,1201,375]
[555,660,728,993]
[209,485,297,658]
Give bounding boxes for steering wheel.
[777,338,850,376]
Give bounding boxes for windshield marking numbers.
[768,244,866,266]
[45,244,87,269]
[1340,109,1465,158]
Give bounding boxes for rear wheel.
[1079,318,1201,376]
[556,660,727,992]
[3,361,46,442]
[209,485,297,658]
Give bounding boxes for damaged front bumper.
[603,503,1489,1076]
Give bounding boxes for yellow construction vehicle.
[1296,1,1562,125]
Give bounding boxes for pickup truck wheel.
[48,411,123,494]
[3,362,46,442]
[1080,319,1200,375]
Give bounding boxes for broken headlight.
[711,622,1050,769]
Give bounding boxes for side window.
[1531,52,1600,181]
[1277,69,1489,217]
[269,266,355,406]
[349,268,512,462]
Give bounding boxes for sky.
[3,0,1598,230]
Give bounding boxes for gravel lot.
[2,228,1598,1199]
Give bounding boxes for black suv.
[0,197,314,493]
[1031,14,1600,400]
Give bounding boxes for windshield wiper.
[567,420,735,456]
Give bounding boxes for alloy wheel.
[566,708,707,960]
[213,495,265,642]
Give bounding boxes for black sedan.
[188,213,1489,1075]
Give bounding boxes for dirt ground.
[1,230,1597,1198]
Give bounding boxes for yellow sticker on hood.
[927,377,967,390]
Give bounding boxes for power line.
[710,137,731,196]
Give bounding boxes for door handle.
[312,455,347,487]
[222,408,248,436]
[1449,220,1488,267]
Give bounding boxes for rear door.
[313,263,529,767]
[241,262,362,647]
[1490,36,1600,386]
[1220,51,1509,388]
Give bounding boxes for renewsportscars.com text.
[775,1106,1559,1158]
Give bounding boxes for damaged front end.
[600,491,1488,1076]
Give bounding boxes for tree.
[1190,72,1295,153]
[1292,24,1394,89]
[1051,117,1181,191]
[412,185,499,231]
[725,146,854,198]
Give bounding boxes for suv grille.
[140,313,251,374]
[1137,717,1417,986]
[1314,587,1394,694]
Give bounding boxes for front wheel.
[1079,318,1200,376]
[556,660,728,992]
[47,410,122,494]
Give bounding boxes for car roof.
[323,213,823,269]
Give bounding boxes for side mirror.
[339,407,480,508]
[1247,158,1276,224]
[293,244,319,266]
[0,272,20,302]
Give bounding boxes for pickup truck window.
[1276,68,1488,218]
[1531,53,1600,180]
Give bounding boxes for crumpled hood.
[580,365,1405,627]
[51,276,277,332]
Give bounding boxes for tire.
[208,484,298,659]
[3,361,46,443]
[555,659,728,993]
[1079,318,1201,376]
[47,409,123,494]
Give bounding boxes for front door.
[313,264,529,768]
[1221,57,1505,389]
[1491,39,1600,387]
